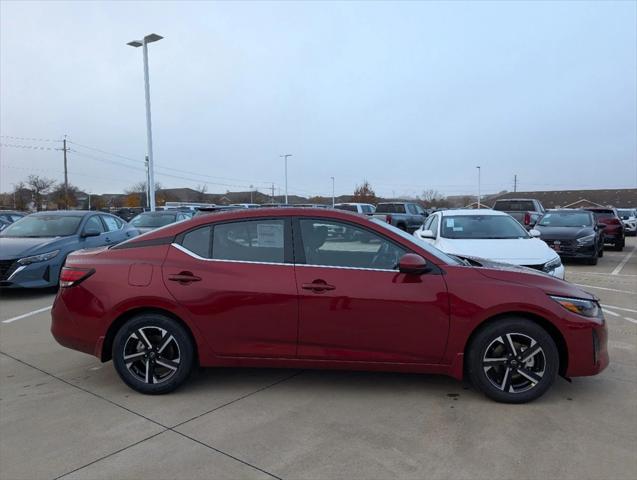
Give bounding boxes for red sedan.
[51,208,608,403]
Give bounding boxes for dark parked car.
[194,205,246,217]
[492,198,545,229]
[129,211,191,234]
[584,207,625,251]
[113,207,145,222]
[0,211,138,288]
[534,210,605,265]
[0,210,26,230]
[52,208,608,403]
[372,202,427,232]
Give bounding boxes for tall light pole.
[476,166,481,209]
[280,154,292,204]
[250,184,254,203]
[330,176,335,207]
[127,33,163,211]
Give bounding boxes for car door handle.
[168,272,202,283]
[302,281,335,292]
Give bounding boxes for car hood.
[0,236,73,259]
[437,238,556,265]
[534,226,593,239]
[471,259,596,300]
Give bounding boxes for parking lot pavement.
[1,237,635,480]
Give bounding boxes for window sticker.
[257,223,284,248]
[453,227,463,232]
[446,218,455,227]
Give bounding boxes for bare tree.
[420,189,446,208]
[196,184,208,202]
[50,183,80,209]
[26,175,56,211]
[353,180,377,203]
[12,181,28,210]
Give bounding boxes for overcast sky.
[1,0,636,198]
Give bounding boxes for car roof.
[124,207,367,242]
[32,210,91,217]
[437,209,503,216]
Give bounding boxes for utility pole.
[330,176,335,207]
[250,185,254,203]
[514,174,517,193]
[476,166,481,209]
[56,136,70,209]
[280,154,292,204]
[270,183,275,202]
[145,155,151,208]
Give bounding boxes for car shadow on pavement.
[0,287,58,299]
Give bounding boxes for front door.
[294,218,449,364]
[163,218,298,358]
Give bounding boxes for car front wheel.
[113,313,194,394]
[467,318,559,403]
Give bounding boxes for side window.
[181,226,212,258]
[212,219,285,263]
[101,215,122,232]
[406,204,417,214]
[298,219,406,270]
[414,204,425,215]
[85,215,105,233]
[429,215,439,236]
[423,215,433,230]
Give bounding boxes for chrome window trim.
[171,243,398,272]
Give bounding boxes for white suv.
[334,203,376,215]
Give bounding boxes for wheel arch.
[463,311,569,376]
[101,307,199,364]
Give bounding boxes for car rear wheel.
[467,318,558,403]
[113,313,194,394]
[615,240,624,251]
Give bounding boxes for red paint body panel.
[51,208,609,381]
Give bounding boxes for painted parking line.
[574,284,637,295]
[625,317,637,324]
[602,308,620,317]
[611,246,636,275]
[601,304,637,313]
[2,305,52,324]
[570,271,637,278]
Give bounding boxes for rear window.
[334,204,357,212]
[212,219,285,263]
[376,204,406,214]
[591,211,615,220]
[493,200,536,212]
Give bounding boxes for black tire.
[615,242,624,252]
[396,223,407,232]
[113,313,194,394]
[586,253,598,265]
[598,245,604,258]
[466,318,559,403]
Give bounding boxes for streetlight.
[250,185,254,203]
[127,33,163,211]
[330,176,335,207]
[476,166,481,209]
[280,154,292,204]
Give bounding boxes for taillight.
[59,267,94,288]
[523,212,531,225]
[386,214,392,224]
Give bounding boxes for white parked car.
[617,208,637,236]
[334,203,376,214]
[414,209,565,279]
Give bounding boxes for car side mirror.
[529,229,541,238]
[597,223,606,229]
[81,227,101,238]
[420,229,435,239]
[399,253,429,275]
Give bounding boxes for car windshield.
[0,215,82,237]
[538,212,592,227]
[130,213,177,227]
[440,215,529,239]
[617,209,633,218]
[370,218,462,265]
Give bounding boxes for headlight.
[550,295,602,321]
[543,256,562,273]
[17,250,60,266]
[576,234,595,245]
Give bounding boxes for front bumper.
[0,258,61,288]
[564,320,609,378]
[544,240,597,259]
[622,222,636,234]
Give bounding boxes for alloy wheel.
[482,333,546,394]
[123,326,181,385]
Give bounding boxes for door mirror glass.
[398,253,429,275]
[529,229,541,238]
[420,229,435,239]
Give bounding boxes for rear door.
[163,218,298,358]
[294,217,449,363]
